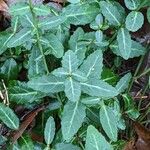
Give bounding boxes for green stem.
[127,55,144,92]
[28,0,49,74]
[135,68,150,79]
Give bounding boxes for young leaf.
[100,104,118,141]
[28,74,64,93]
[125,11,144,32]
[0,58,18,81]
[116,73,132,93]
[62,2,99,25]
[28,46,46,79]
[56,143,81,150]
[110,40,146,58]
[0,103,19,130]
[9,83,46,104]
[7,28,32,48]
[81,78,118,98]
[100,1,122,26]
[80,50,103,78]
[44,116,55,145]
[85,125,113,150]
[41,34,64,58]
[95,30,103,43]
[64,78,81,102]
[124,0,140,10]
[117,28,132,60]
[62,50,79,73]
[61,101,86,141]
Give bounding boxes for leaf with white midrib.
[61,101,86,141]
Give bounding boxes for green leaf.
[0,58,18,81]
[28,46,46,79]
[9,2,30,16]
[124,0,140,10]
[85,125,113,150]
[52,68,68,78]
[56,143,81,150]
[72,70,87,82]
[81,97,101,105]
[100,1,122,26]
[39,16,65,30]
[62,2,99,25]
[67,0,80,4]
[95,13,103,26]
[0,103,19,130]
[61,101,86,141]
[44,116,55,145]
[116,73,132,93]
[64,78,81,102]
[62,50,79,73]
[28,74,64,93]
[9,83,46,104]
[125,11,144,32]
[80,50,103,78]
[7,28,32,48]
[100,103,118,141]
[41,34,64,58]
[147,7,150,23]
[117,28,132,60]
[95,30,103,43]
[110,40,146,58]
[81,78,118,98]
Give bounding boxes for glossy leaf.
[117,28,132,60]
[125,11,144,32]
[0,103,19,130]
[61,101,86,141]
[44,116,55,145]
[85,125,113,150]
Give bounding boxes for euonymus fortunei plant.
[0,0,149,149]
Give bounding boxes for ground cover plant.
[0,0,150,149]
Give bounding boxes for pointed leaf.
[28,46,46,79]
[85,125,113,150]
[100,104,118,141]
[81,78,118,98]
[9,83,46,104]
[116,73,132,93]
[80,50,103,78]
[7,28,32,48]
[62,50,79,73]
[44,116,55,145]
[0,103,19,130]
[62,3,99,25]
[56,143,81,150]
[125,11,144,32]
[64,78,81,102]
[0,58,18,81]
[61,101,86,141]
[117,28,132,59]
[72,70,87,82]
[100,1,122,26]
[52,68,68,78]
[28,74,64,93]
[81,97,101,105]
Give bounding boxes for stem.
[135,68,150,79]
[127,55,145,92]
[28,0,49,74]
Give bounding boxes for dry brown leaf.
[11,106,44,143]
[0,0,8,12]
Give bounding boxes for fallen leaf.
[11,106,44,143]
[0,0,8,12]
